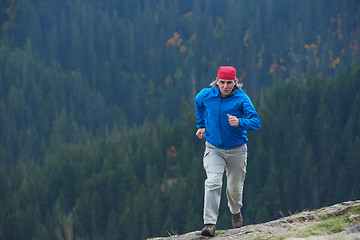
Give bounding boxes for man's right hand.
[196,128,206,139]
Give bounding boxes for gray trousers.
[203,141,247,225]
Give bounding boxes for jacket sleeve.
[238,95,262,131]
[194,90,206,129]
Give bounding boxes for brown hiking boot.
[201,224,216,237]
[232,211,243,228]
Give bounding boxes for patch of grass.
[273,231,301,240]
[291,216,309,223]
[275,204,360,240]
[293,215,347,238]
[350,205,360,215]
[166,229,178,237]
[215,230,225,235]
[253,235,266,240]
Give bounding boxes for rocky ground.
[148,200,360,240]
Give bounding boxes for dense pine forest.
[0,0,360,239]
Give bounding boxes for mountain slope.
[149,200,360,240]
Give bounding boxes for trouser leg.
[203,171,223,224]
[225,144,247,214]
[203,144,225,225]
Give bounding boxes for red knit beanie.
[217,66,236,80]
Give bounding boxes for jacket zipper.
[219,97,225,148]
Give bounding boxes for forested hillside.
[0,0,360,239]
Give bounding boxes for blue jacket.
[195,86,261,149]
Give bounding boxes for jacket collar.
[214,86,238,99]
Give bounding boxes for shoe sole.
[201,229,215,237]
